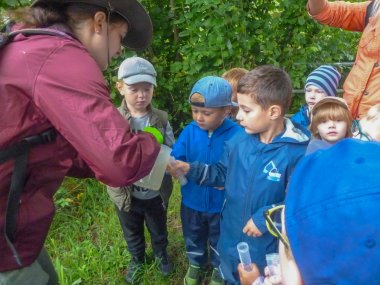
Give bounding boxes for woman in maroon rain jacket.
[0,0,160,283]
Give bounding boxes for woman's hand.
[166,159,190,178]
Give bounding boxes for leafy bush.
[1,0,360,132]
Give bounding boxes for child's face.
[191,105,228,131]
[236,93,271,135]
[119,82,153,112]
[305,85,328,110]
[317,119,348,143]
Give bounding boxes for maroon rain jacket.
[0,29,160,271]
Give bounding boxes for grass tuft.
[47,178,189,285]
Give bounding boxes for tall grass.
[47,178,190,284]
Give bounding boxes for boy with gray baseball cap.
[118,56,157,86]
[107,56,175,283]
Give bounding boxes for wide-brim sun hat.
[31,0,152,50]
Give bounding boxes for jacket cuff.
[252,205,273,234]
[187,161,206,184]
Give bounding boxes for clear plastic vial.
[237,242,252,272]
[168,156,188,186]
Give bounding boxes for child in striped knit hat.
[291,65,341,136]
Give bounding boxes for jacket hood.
[278,118,310,144]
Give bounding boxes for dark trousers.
[115,195,168,260]
[180,204,221,268]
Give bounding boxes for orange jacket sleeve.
[308,1,370,32]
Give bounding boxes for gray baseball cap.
[118,57,157,86]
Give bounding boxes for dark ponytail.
[6,2,125,30]
[7,4,68,28]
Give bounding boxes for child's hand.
[243,218,262,237]
[166,159,190,178]
[237,263,261,285]
[263,266,282,284]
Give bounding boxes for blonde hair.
[222,68,248,103]
[310,100,352,139]
[189,93,205,104]
[222,68,249,90]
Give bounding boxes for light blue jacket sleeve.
[171,127,188,161]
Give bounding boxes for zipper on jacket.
[241,147,262,242]
[204,132,213,210]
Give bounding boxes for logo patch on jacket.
[263,161,281,182]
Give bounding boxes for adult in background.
[307,0,380,119]
[0,0,159,284]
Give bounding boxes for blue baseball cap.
[189,76,236,108]
[285,139,380,284]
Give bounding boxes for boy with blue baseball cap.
[171,76,242,285]
[169,66,310,284]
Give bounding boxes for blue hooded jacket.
[291,104,311,137]
[171,118,242,213]
[187,118,309,283]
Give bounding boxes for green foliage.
[1,0,30,9]
[0,2,365,283]
[1,0,361,132]
[139,0,360,131]
[48,178,188,284]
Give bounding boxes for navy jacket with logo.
[187,118,309,283]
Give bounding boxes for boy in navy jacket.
[169,66,309,284]
[171,76,242,285]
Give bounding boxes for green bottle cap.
[143,126,164,145]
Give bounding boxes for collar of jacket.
[119,99,153,119]
[280,118,310,143]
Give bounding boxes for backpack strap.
[1,128,56,266]
[0,28,72,49]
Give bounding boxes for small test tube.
[177,173,188,186]
[237,242,252,272]
[168,156,188,186]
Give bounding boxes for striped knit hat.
[305,65,341,97]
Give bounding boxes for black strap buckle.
[22,128,56,146]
